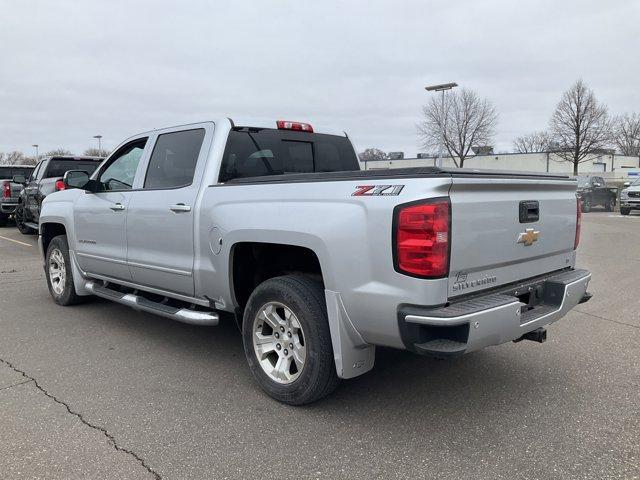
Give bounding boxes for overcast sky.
[1,0,639,157]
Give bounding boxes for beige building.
[363,152,640,179]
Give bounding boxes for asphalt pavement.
[0,212,638,480]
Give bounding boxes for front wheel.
[581,198,591,213]
[620,207,631,216]
[45,235,82,306]
[15,205,35,234]
[242,275,340,405]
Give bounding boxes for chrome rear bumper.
[399,269,591,357]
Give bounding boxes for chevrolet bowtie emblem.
[517,228,540,246]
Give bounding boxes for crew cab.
[620,177,640,215]
[575,175,617,213]
[0,164,34,227]
[38,119,591,404]
[15,156,102,234]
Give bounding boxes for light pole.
[32,144,39,161]
[425,82,458,167]
[93,135,103,153]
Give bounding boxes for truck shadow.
[84,297,564,430]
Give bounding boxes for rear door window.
[143,129,205,189]
[219,129,358,182]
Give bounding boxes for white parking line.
[0,234,33,247]
[608,215,639,219]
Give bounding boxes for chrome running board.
[84,281,219,326]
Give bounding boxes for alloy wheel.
[252,302,306,384]
[48,248,66,295]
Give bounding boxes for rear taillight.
[574,197,581,250]
[394,198,450,278]
[276,120,314,132]
[2,181,10,199]
[55,179,66,191]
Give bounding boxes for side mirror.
[624,182,631,187]
[12,174,26,184]
[63,170,91,190]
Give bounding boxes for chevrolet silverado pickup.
[0,165,34,227]
[38,119,592,404]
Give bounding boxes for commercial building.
[362,151,640,179]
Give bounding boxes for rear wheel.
[242,275,340,405]
[620,207,631,216]
[0,213,7,227]
[581,197,591,213]
[45,235,82,306]
[15,205,35,234]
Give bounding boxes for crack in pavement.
[0,378,33,392]
[574,308,639,330]
[0,358,161,480]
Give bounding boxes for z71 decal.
[351,185,404,196]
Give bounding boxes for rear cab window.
[219,128,358,182]
[44,159,101,178]
[0,166,33,179]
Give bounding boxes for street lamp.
[425,82,458,167]
[32,144,39,161]
[93,135,103,153]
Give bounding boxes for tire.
[45,235,82,306]
[242,275,340,405]
[581,198,591,213]
[15,205,35,234]
[0,213,7,227]
[605,197,615,212]
[620,207,631,216]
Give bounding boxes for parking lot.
[0,212,637,480]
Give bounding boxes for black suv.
[575,175,618,213]
[15,156,102,234]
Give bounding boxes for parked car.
[575,175,617,212]
[38,119,591,405]
[15,156,102,234]
[620,177,640,215]
[0,165,34,227]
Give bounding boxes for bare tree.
[83,147,110,157]
[45,148,74,156]
[513,131,550,153]
[358,148,387,162]
[612,113,640,157]
[418,88,498,167]
[0,151,27,165]
[550,80,611,174]
[20,156,38,166]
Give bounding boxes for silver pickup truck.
[39,119,591,404]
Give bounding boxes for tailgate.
[448,174,578,297]
[10,183,22,198]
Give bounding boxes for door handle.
[110,203,125,211]
[170,203,191,213]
